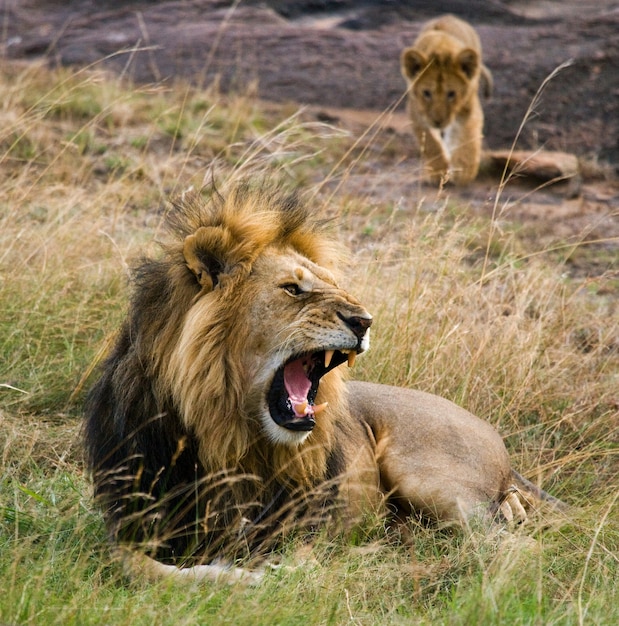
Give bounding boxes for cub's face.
[244,249,372,446]
[410,66,469,130]
[401,44,480,130]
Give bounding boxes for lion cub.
[400,14,492,185]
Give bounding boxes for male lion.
[85,183,563,583]
[400,14,493,184]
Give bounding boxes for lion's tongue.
[283,358,312,418]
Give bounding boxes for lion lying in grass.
[84,182,564,583]
[400,14,493,184]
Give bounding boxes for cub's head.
[159,183,371,464]
[401,32,480,130]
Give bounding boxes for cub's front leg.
[444,103,483,184]
[410,118,450,184]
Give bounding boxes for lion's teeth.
[313,402,328,415]
[294,402,308,416]
[347,351,356,368]
[324,350,334,368]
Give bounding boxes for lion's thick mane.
[84,183,355,562]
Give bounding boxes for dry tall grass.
[1,61,617,625]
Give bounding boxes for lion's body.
[85,184,562,583]
[400,15,492,184]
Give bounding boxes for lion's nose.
[339,313,373,340]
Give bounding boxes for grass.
[1,61,617,625]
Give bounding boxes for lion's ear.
[183,226,235,291]
[457,48,480,80]
[401,48,426,81]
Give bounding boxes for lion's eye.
[282,283,304,296]
[422,89,432,100]
[446,90,456,101]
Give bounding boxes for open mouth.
[267,349,357,432]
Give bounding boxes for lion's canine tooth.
[324,350,334,368]
[347,351,356,368]
[294,402,308,416]
[313,402,328,415]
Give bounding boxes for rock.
[486,149,580,181]
[485,149,582,196]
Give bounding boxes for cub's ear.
[183,226,235,292]
[457,48,480,80]
[401,48,427,81]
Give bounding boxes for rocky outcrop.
[3,0,618,166]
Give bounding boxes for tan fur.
[400,14,493,184]
[86,182,564,584]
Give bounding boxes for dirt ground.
[3,0,618,276]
